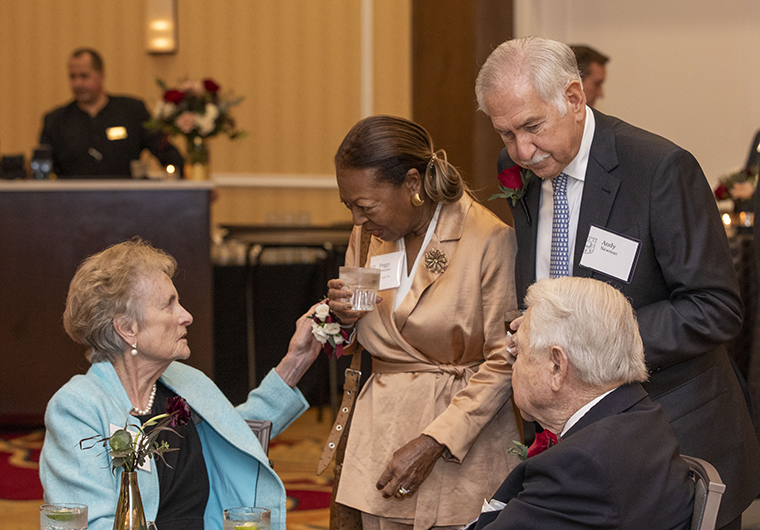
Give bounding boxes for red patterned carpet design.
[0,408,333,530]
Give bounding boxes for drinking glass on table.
[40,503,87,530]
[339,266,381,311]
[223,507,271,530]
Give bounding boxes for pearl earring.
[130,343,138,356]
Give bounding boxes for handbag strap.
[317,350,362,475]
[316,228,373,475]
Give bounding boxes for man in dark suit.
[475,37,760,530]
[472,276,693,530]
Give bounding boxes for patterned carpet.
[0,407,333,530]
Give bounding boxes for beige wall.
[0,0,411,226]
[515,0,760,186]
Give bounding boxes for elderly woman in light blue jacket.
[40,238,321,530]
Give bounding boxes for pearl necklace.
[132,384,157,415]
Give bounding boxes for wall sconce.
[146,0,178,54]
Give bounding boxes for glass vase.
[113,471,148,530]
[185,136,209,180]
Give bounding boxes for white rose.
[315,304,330,319]
[310,321,328,344]
[732,181,755,200]
[205,103,219,121]
[324,323,341,335]
[333,334,344,345]
[160,102,176,119]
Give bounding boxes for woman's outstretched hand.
[275,304,323,388]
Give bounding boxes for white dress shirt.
[535,108,596,279]
[560,387,615,438]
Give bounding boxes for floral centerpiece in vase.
[145,79,246,180]
[714,165,759,213]
[80,397,191,530]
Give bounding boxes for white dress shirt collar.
[560,386,616,438]
[562,106,595,182]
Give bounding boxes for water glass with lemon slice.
[40,503,87,530]
[223,507,270,530]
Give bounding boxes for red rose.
[498,165,523,190]
[203,78,220,92]
[163,89,185,104]
[526,429,559,458]
[166,396,191,428]
[714,184,730,201]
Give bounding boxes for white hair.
[524,277,648,387]
[475,36,581,117]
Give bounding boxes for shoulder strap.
[316,230,370,475]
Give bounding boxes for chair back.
[681,455,726,530]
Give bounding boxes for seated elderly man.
[473,277,694,530]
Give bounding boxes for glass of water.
[223,507,270,530]
[339,267,381,311]
[40,503,87,530]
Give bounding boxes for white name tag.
[579,225,641,283]
[370,251,404,290]
[109,422,151,472]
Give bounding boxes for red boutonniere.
[508,430,559,461]
[489,166,534,206]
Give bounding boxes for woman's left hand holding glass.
[326,278,380,327]
[375,434,446,499]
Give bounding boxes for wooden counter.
[0,179,214,424]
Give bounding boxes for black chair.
[681,455,726,530]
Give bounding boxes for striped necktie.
[550,172,570,278]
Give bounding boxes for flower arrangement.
[79,396,191,473]
[309,302,351,358]
[490,165,534,206]
[714,166,758,202]
[146,79,246,142]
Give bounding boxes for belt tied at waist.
[372,357,482,379]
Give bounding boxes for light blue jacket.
[40,361,309,530]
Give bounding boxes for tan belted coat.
[335,194,521,530]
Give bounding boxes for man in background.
[40,48,183,178]
[476,36,760,530]
[570,44,608,107]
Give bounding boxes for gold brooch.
[424,249,448,274]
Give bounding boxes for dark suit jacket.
[498,109,760,526]
[473,384,694,530]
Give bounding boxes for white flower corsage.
[309,301,350,358]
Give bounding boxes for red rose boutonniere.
[507,430,559,461]
[489,165,534,206]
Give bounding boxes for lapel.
[393,196,471,331]
[563,383,648,439]
[573,109,621,277]
[512,167,541,303]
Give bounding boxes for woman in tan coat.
[326,115,521,530]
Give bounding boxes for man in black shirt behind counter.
[40,48,184,178]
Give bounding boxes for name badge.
[579,225,641,283]
[109,423,151,472]
[107,126,128,140]
[370,251,404,290]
